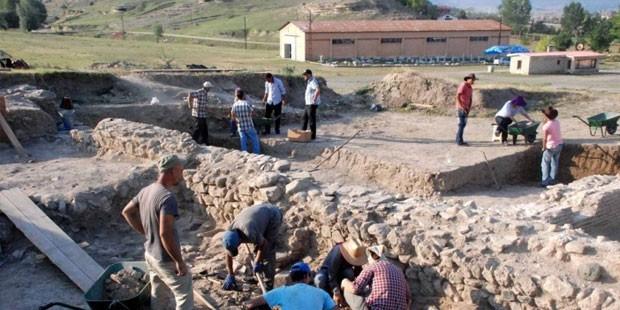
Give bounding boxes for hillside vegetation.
[47,0,412,42]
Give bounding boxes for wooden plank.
[2,188,104,279]
[0,189,103,291]
[0,109,29,157]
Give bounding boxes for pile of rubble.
[105,267,148,300]
[79,118,620,310]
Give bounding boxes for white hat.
[203,81,213,89]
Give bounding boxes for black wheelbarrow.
[507,121,540,145]
[573,112,620,137]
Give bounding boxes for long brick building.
[279,19,511,62]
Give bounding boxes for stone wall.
[87,118,620,310]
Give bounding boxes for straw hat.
[340,239,367,266]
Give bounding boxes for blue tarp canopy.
[484,45,530,55]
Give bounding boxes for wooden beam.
[0,188,103,292]
[0,100,29,157]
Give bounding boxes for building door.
[284,44,292,59]
[567,60,572,70]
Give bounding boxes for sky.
[433,0,619,12]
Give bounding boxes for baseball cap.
[157,155,184,172]
[203,81,214,88]
[303,69,313,76]
[222,230,240,257]
[290,262,311,275]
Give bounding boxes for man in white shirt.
[302,69,321,140]
[262,73,287,135]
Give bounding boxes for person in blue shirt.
[246,262,336,310]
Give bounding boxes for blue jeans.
[456,110,468,144]
[541,144,563,184]
[239,128,260,154]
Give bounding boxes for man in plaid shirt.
[341,246,410,310]
[231,89,260,154]
[187,81,212,145]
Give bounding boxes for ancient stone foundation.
[78,118,620,310]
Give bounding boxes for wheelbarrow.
[508,121,540,145]
[573,112,620,137]
[84,261,151,310]
[39,262,150,310]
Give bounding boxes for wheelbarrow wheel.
[606,126,617,135]
[526,135,536,144]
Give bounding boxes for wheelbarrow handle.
[572,115,590,126]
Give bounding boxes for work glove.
[253,262,264,273]
[223,274,237,290]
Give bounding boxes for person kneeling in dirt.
[341,246,410,310]
[494,96,534,145]
[187,81,212,145]
[121,155,193,310]
[58,96,75,131]
[231,88,261,154]
[222,203,283,291]
[315,239,366,307]
[246,262,337,310]
[540,106,563,187]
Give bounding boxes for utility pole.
[243,16,248,50]
[120,14,125,39]
[306,7,312,61]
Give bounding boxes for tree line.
[0,0,47,31]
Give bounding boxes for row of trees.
[0,0,47,31]
[500,0,617,52]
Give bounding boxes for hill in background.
[46,0,413,42]
[434,0,618,12]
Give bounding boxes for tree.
[534,36,553,52]
[153,24,164,43]
[530,21,557,34]
[561,2,587,37]
[16,0,46,31]
[457,10,467,19]
[588,17,614,51]
[612,13,620,40]
[400,0,439,19]
[0,0,19,28]
[553,32,573,51]
[499,0,532,35]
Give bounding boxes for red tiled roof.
[281,19,511,33]
[510,51,604,58]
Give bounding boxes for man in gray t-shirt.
[222,203,283,291]
[122,155,193,310]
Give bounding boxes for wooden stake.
[0,105,29,157]
[482,151,501,190]
[310,130,361,172]
[193,289,218,310]
[244,244,267,294]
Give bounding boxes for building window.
[557,60,561,65]
[517,60,522,70]
[332,39,355,45]
[576,59,597,69]
[426,37,447,43]
[469,36,489,42]
[381,38,402,44]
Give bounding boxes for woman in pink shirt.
[540,106,563,187]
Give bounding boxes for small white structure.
[508,51,603,75]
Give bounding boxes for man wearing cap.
[222,203,283,290]
[315,239,366,307]
[121,155,193,310]
[262,73,287,135]
[246,262,336,310]
[302,69,321,140]
[494,96,534,145]
[456,74,476,146]
[341,245,410,310]
[187,81,213,145]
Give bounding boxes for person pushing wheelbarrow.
[494,96,534,145]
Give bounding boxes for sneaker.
[275,130,281,135]
[457,142,470,146]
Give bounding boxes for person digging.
[314,239,367,307]
[221,203,283,291]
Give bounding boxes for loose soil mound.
[371,71,590,115]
